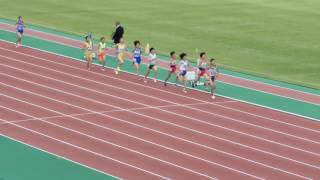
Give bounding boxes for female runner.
[207,58,219,99]
[178,53,191,93]
[164,51,179,86]
[144,47,158,83]
[132,40,142,78]
[114,37,126,74]
[15,16,25,47]
[98,36,107,71]
[193,52,210,87]
[83,36,94,70]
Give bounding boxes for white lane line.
[221,73,320,98]
[1,79,316,178]
[1,55,319,154]
[2,36,320,125]
[0,43,319,131]
[1,71,319,174]
[217,80,320,106]
[9,26,320,107]
[0,115,168,180]
[0,101,236,126]
[0,96,220,180]
[0,59,319,167]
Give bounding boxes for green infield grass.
[0,0,319,88]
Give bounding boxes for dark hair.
[85,35,89,40]
[100,36,106,41]
[180,53,187,59]
[134,40,140,46]
[150,47,155,52]
[200,52,206,58]
[18,16,22,19]
[210,58,215,63]
[170,51,175,57]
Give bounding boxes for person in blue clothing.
[16,16,25,47]
[132,40,142,78]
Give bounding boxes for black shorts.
[148,64,155,69]
[211,76,216,81]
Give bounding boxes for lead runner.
[15,16,25,48]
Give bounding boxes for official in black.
[112,21,124,44]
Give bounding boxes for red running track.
[0,41,319,180]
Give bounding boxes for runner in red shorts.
[164,51,179,86]
[193,52,210,87]
[98,36,107,71]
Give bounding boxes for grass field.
[0,0,319,89]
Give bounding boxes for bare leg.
[182,77,187,93]
[210,80,216,99]
[174,73,180,86]
[99,55,106,70]
[87,57,92,70]
[16,33,22,47]
[115,59,123,74]
[144,68,151,83]
[204,74,210,91]
[164,72,172,86]
[153,67,158,82]
[134,63,140,77]
[117,60,124,68]
[192,74,201,87]
[102,59,106,70]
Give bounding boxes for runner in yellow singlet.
[83,36,94,70]
[114,37,126,74]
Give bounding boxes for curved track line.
[0,114,169,180]
[0,95,255,180]
[1,67,319,171]
[1,44,319,130]
[1,81,315,178]
[0,57,319,157]
[0,134,122,180]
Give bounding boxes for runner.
[132,40,142,78]
[114,37,126,74]
[178,53,191,93]
[164,51,179,86]
[83,36,94,70]
[207,58,219,99]
[15,16,25,48]
[144,47,158,83]
[193,52,209,87]
[98,36,107,71]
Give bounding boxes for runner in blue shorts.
[16,16,25,48]
[132,40,142,78]
[178,53,191,93]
